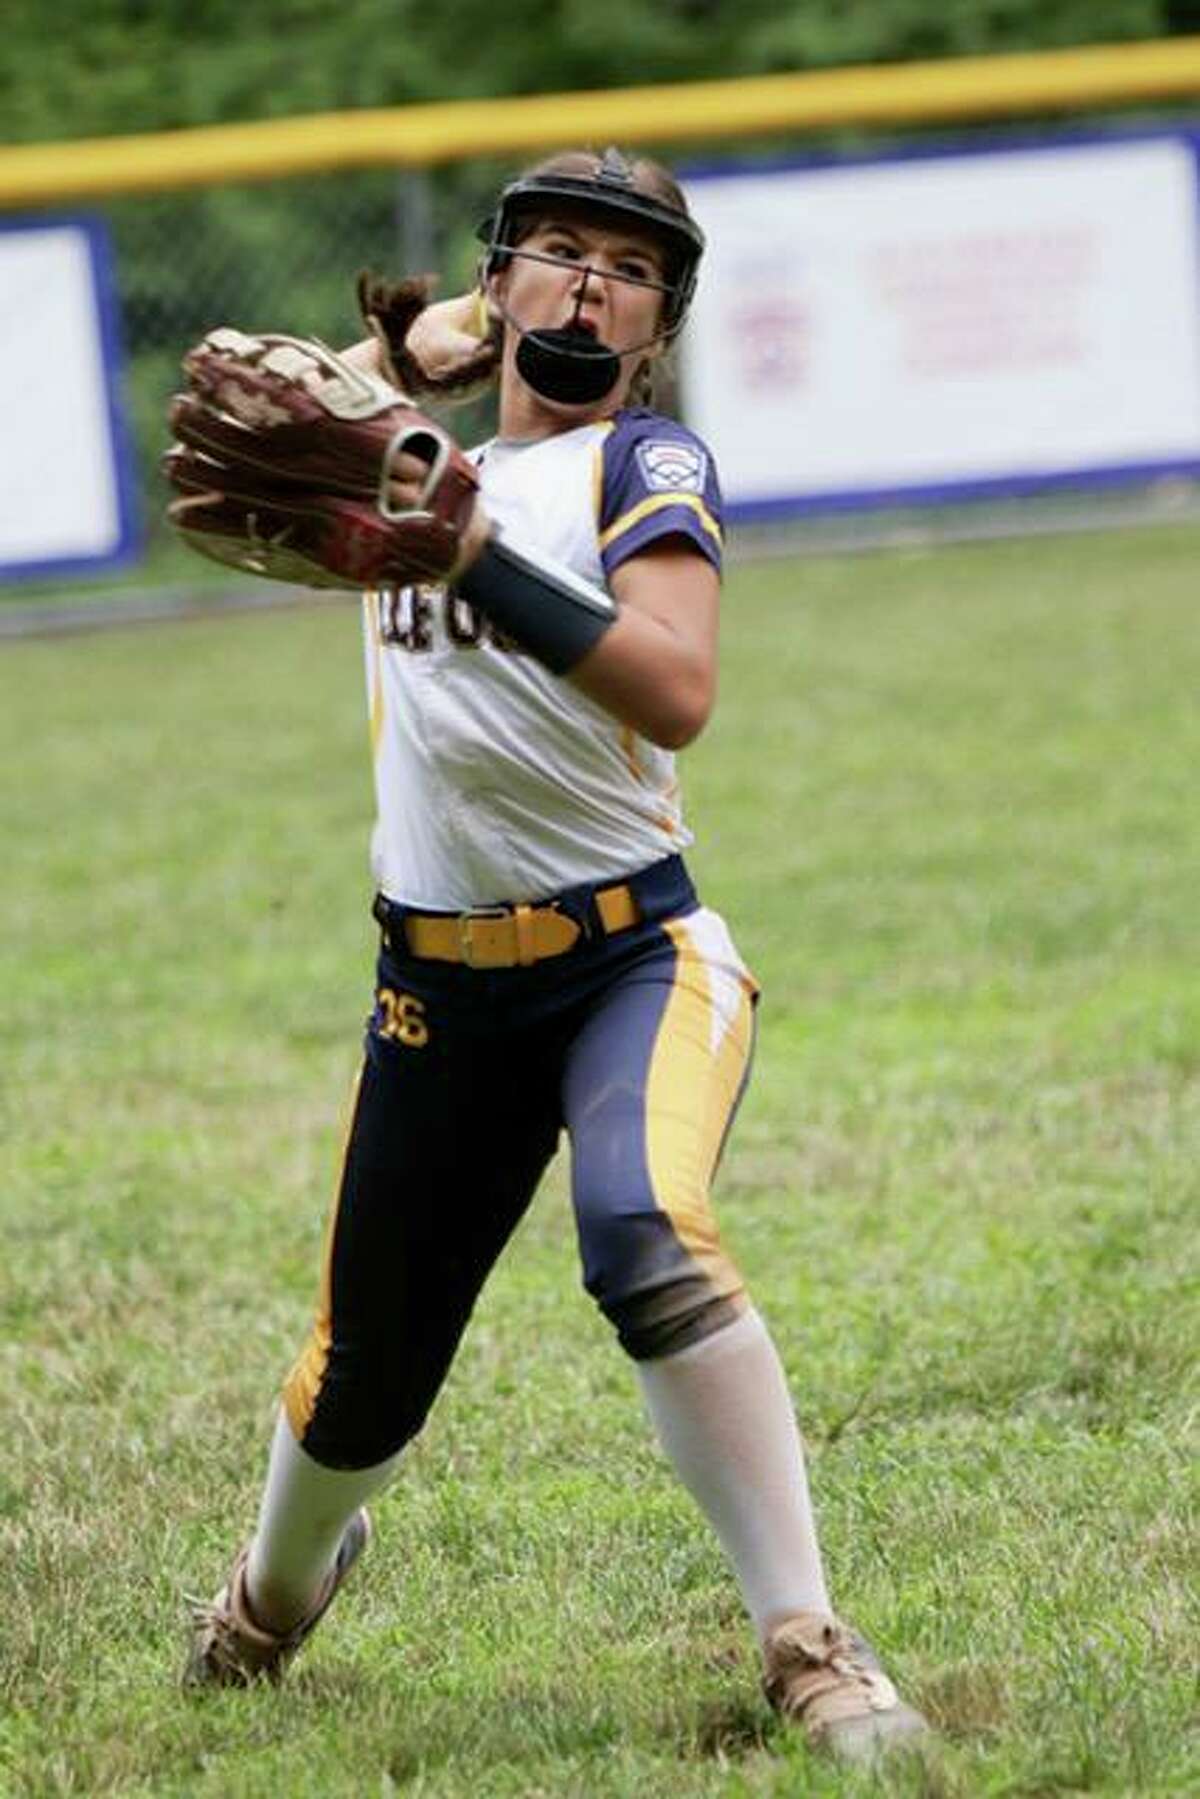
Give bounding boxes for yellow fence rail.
[3,37,1200,207]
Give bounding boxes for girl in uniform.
[184,146,927,1764]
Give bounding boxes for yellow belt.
[391,882,641,969]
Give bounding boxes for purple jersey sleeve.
[597,409,724,580]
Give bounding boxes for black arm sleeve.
[455,532,617,674]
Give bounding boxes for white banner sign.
[0,218,138,579]
[682,135,1200,518]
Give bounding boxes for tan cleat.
[763,1610,929,1762]
[183,1507,370,1689]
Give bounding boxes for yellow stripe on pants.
[643,918,756,1304]
[282,1061,364,1440]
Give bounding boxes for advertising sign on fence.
[0,216,138,581]
[682,132,1200,521]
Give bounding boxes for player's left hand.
[163,329,482,590]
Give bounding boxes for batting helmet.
[477,147,706,336]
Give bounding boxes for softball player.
[185,147,927,1762]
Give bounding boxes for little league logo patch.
[636,439,708,495]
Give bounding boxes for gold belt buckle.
[458,904,512,968]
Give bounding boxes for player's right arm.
[560,542,718,748]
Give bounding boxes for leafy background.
[3,1,1198,141]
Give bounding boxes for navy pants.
[283,858,758,1469]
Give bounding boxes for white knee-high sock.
[244,1408,401,1632]
[637,1307,832,1638]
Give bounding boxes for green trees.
[0,1,1176,147]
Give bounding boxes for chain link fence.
[102,160,514,558]
[30,128,1200,592]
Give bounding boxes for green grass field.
[2,525,1197,1796]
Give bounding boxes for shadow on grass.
[299,1654,779,1780]
[918,1658,1011,1741]
[175,1651,1001,1797]
[690,1696,773,1760]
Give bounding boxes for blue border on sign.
[680,122,1200,523]
[0,212,141,584]
[679,116,1200,183]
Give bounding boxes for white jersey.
[362,407,724,908]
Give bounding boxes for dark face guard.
[481,236,697,406]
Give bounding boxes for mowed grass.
[1,524,1197,1797]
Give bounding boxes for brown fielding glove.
[164,329,479,590]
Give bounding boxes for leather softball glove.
[164,329,479,590]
